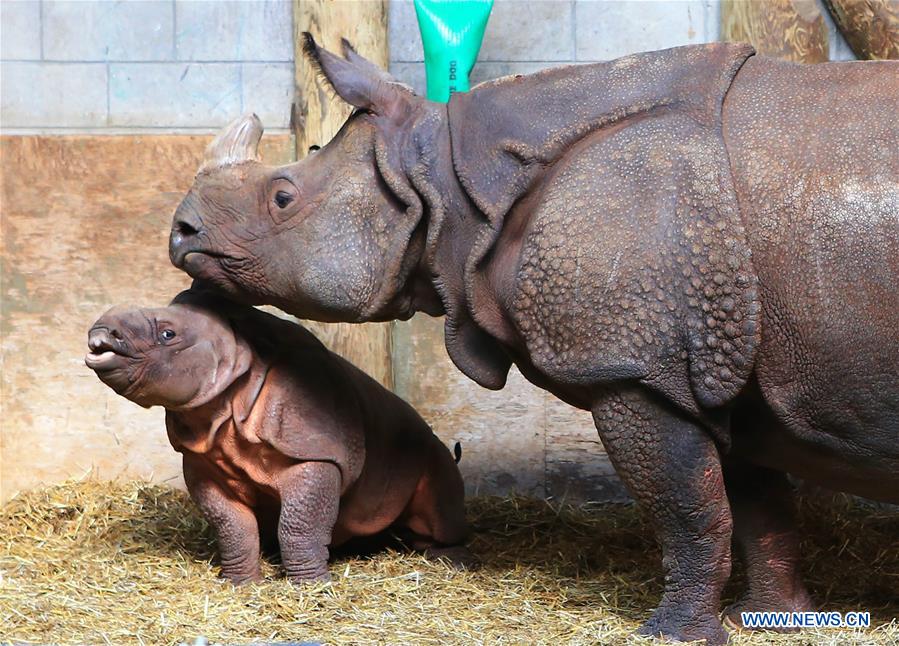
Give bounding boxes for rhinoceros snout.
[170,220,198,260]
[88,327,120,354]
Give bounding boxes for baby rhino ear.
[302,32,416,121]
[170,285,231,310]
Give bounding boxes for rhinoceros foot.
[721,588,815,634]
[637,604,730,645]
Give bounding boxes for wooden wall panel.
[393,316,625,501]
[722,0,830,62]
[0,135,293,501]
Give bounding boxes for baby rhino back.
[207,299,437,539]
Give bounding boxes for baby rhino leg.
[399,435,476,569]
[183,457,261,584]
[276,461,341,584]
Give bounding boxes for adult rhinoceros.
[168,35,899,644]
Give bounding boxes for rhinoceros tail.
[453,442,462,464]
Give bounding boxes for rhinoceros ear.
[302,32,414,119]
[199,113,263,172]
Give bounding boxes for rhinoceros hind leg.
[722,460,814,632]
[398,434,476,569]
[592,386,732,646]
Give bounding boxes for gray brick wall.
[388,0,854,94]
[1,0,855,132]
[1,0,294,132]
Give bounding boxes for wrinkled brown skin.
[85,289,470,584]
[168,37,898,643]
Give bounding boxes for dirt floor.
[1,479,896,645]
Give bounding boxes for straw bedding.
[1,479,896,645]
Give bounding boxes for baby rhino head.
[85,299,251,410]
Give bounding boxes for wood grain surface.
[722,0,830,62]
[291,0,394,389]
[824,0,899,58]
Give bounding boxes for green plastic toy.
[414,0,493,103]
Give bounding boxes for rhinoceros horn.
[200,113,263,173]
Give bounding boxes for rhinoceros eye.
[269,178,299,222]
[160,329,176,342]
[274,190,294,209]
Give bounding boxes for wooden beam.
[293,0,388,154]
[823,0,899,60]
[291,0,394,389]
[722,0,830,62]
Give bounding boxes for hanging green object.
[414,0,493,103]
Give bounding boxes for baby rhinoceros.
[84,289,471,584]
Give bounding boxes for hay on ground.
[0,479,896,645]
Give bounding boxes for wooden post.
[292,0,389,153]
[722,0,830,62]
[292,0,394,389]
[823,0,899,60]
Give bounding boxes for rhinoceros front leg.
[592,386,732,645]
[183,457,262,584]
[275,461,341,584]
[722,460,814,630]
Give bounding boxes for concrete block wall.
[1,1,855,133]
[390,0,717,92]
[388,0,854,94]
[0,0,294,132]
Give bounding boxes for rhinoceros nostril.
[88,329,117,353]
[176,220,199,237]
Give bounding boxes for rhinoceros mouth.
[176,252,263,305]
[84,350,119,370]
[177,250,235,278]
[84,348,138,396]
[85,327,137,369]
[172,247,233,269]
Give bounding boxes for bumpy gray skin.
[168,38,898,644]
